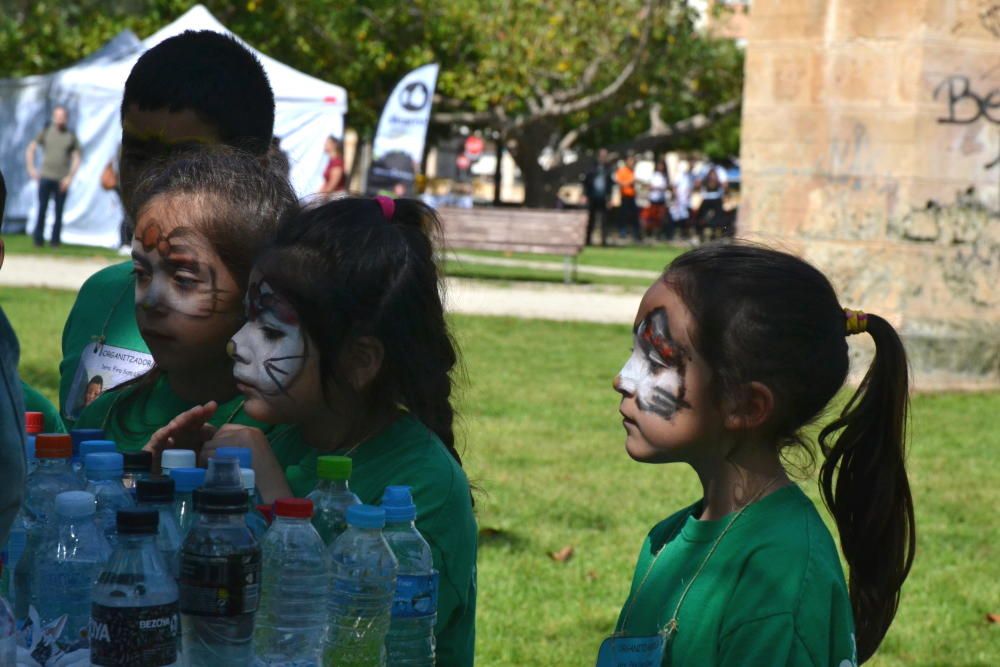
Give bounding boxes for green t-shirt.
[285,415,477,667]
[59,262,151,427]
[73,373,310,473]
[613,485,858,667]
[21,382,66,433]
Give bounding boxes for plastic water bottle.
[204,455,243,489]
[324,504,398,666]
[242,468,269,540]
[255,498,329,666]
[69,427,105,475]
[0,592,14,665]
[169,467,206,539]
[217,446,253,471]
[24,411,44,476]
[382,486,438,665]
[85,452,135,547]
[180,487,261,663]
[308,456,360,546]
[160,449,196,478]
[80,439,117,459]
[15,434,81,619]
[122,450,153,494]
[0,512,27,602]
[90,508,180,666]
[136,477,184,579]
[29,490,111,654]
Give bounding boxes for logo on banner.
[400,82,430,111]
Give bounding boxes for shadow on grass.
[478,526,529,551]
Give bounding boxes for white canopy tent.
[0,4,347,247]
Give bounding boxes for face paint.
[229,275,309,396]
[618,307,691,420]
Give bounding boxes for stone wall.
[739,0,1000,390]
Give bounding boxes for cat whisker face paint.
[618,306,691,421]
[229,273,309,397]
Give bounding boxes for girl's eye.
[173,274,199,289]
[261,326,285,341]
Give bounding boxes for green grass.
[1,286,997,665]
[459,243,686,273]
[442,259,653,289]
[2,232,122,261]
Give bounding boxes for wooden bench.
[435,207,588,283]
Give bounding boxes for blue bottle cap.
[381,485,417,522]
[69,428,105,458]
[346,504,386,529]
[215,447,252,469]
[79,440,117,459]
[56,491,97,518]
[85,452,124,474]
[170,467,207,493]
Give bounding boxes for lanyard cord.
[91,277,134,349]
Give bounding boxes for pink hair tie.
[375,195,396,221]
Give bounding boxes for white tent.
[1,4,347,247]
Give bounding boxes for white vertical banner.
[368,63,439,195]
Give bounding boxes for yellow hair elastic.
[844,308,868,336]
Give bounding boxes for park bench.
[436,206,588,283]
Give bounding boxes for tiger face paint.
[618,307,691,420]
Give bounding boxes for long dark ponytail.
[257,197,463,466]
[665,243,915,663]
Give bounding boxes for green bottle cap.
[317,455,352,481]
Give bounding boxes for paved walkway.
[0,255,643,325]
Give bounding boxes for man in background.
[615,154,640,242]
[582,148,614,246]
[25,105,82,248]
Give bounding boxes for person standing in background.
[615,155,640,242]
[643,158,671,240]
[583,148,614,246]
[319,135,346,197]
[25,105,81,248]
[670,159,695,243]
[695,161,729,242]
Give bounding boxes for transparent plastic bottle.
[242,468,269,540]
[29,490,111,654]
[308,456,360,546]
[203,456,243,490]
[24,411,44,476]
[323,504,398,667]
[160,449,196,478]
[0,512,26,603]
[216,446,253,471]
[0,591,14,665]
[136,477,184,579]
[169,467,206,539]
[180,487,261,663]
[381,486,438,666]
[122,450,153,494]
[79,439,117,459]
[84,452,135,547]
[255,498,330,666]
[15,433,81,620]
[69,427,105,476]
[90,508,180,666]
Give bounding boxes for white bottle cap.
[240,467,255,491]
[161,449,196,470]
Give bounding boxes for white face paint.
[618,307,690,420]
[229,274,308,396]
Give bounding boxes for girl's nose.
[227,339,247,363]
[613,374,631,396]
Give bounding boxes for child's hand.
[143,401,219,473]
[200,424,292,504]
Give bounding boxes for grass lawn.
[459,243,687,273]
[1,232,122,261]
[1,286,997,665]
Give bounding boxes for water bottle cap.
[256,504,274,524]
[381,485,417,522]
[117,507,159,534]
[136,476,175,503]
[160,449,196,470]
[193,487,249,514]
[240,468,255,491]
[85,452,124,474]
[35,434,72,459]
[122,450,153,472]
[169,467,206,493]
[24,412,44,434]
[203,456,243,489]
[274,497,313,519]
[70,428,105,454]
[215,447,252,469]
[317,455,352,481]
[346,504,385,529]
[55,490,96,518]
[79,440,117,458]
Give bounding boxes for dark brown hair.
[665,242,915,663]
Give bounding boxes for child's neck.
[166,364,239,406]
[301,403,401,454]
[692,443,790,521]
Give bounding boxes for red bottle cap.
[35,434,72,459]
[24,412,44,434]
[273,498,313,519]
[256,504,274,525]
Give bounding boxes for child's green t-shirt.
[284,415,478,667]
[614,484,858,667]
[21,382,66,433]
[73,373,310,471]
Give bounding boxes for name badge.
[596,634,666,667]
[65,342,154,419]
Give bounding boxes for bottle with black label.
[91,507,179,667]
[179,486,261,663]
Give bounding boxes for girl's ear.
[344,336,385,391]
[724,381,775,432]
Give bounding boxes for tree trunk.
[509,123,562,208]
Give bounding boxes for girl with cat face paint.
[604,244,915,667]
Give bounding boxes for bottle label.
[89,602,179,666]
[179,551,261,616]
[391,571,439,618]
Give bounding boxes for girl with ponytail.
[604,243,914,666]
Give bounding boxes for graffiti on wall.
[934,75,1000,169]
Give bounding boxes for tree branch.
[431,109,497,125]
[556,98,647,152]
[610,98,741,154]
